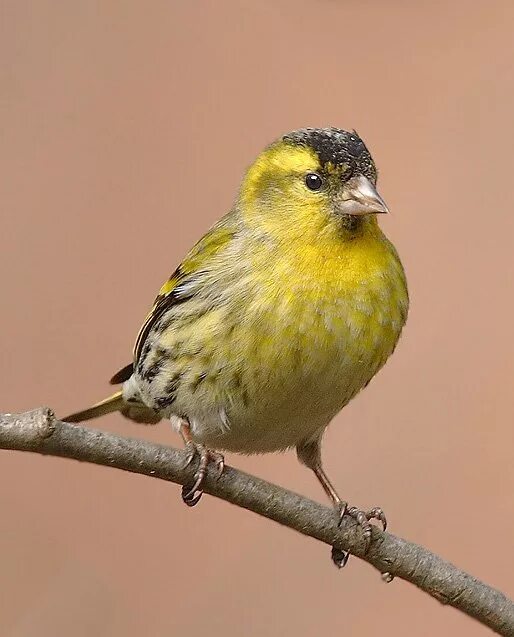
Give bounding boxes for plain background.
[1,1,513,635]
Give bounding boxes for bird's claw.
[345,505,387,551]
[181,444,225,507]
[331,503,387,567]
[183,442,197,468]
[181,484,203,507]
[331,546,350,569]
[368,506,388,531]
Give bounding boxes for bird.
[64,127,409,566]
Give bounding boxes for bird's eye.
[305,173,323,191]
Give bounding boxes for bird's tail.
[63,391,125,423]
[63,391,161,425]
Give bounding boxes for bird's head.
[239,127,388,240]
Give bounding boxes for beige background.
[1,1,513,635]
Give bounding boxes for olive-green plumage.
[65,128,408,539]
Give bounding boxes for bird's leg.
[178,420,225,507]
[312,463,347,517]
[296,438,350,567]
[296,437,387,568]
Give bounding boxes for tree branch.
[1,408,513,636]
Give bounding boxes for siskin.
[65,128,409,564]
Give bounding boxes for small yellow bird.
[65,128,408,565]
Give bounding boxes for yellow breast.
[201,221,409,451]
[248,218,408,371]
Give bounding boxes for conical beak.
[336,174,389,216]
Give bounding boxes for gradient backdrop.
[1,2,513,635]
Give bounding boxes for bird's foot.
[181,443,225,507]
[331,504,387,568]
[343,505,387,550]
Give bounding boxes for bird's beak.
[336,175,389,216]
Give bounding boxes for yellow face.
[239,135,386,242]
[241,142,325,206]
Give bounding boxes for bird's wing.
[132,221,237,368]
